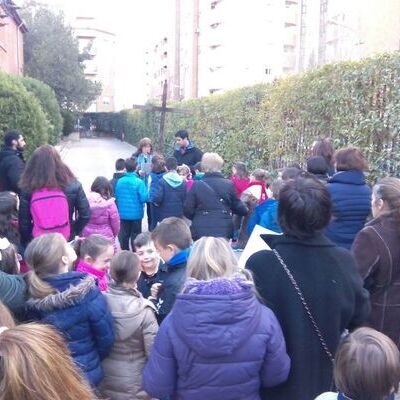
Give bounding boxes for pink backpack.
[30,188,71,240]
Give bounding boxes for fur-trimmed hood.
[27,274,97,312]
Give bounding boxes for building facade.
[0,0,27,76]
[145,0,400,101]
[72,16,116,112]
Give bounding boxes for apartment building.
[145,0,400,101]
[0,0,27,76]
[72,16,116,112]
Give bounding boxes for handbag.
[272,249,334,363]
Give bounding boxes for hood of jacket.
[163,171,184,188]
[27,273,96,312]
[87,191,115,208]
[329,170,366,185]
[104,285,155,341]
[170,274,262,358]
[0,147,23,163]
[112,172,125,180]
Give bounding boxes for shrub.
[0,71,49,156]
[22,77,63,144]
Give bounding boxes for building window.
[103,97,110,105]
[265,68,272,75]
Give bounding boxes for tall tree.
[22,4,101,111]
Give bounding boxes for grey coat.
[99,285,158,400]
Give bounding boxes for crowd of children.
[0,132,399,400]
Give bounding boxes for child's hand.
[150,283,162,298]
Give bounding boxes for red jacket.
[231,176,250,198]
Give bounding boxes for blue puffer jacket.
[26,272,115,386]
[149,171,166,201]
[115,172,149,220]
[325,170,371,249]
[153,171,186,221]
[144,275,290,400]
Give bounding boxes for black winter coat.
[173,146,203,168]
[183,172,247,240]
[153,177,186,221]
[0,147,25,193]
[246,234,370,400]
[19,180,91,245]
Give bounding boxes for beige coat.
[99,285,158,400]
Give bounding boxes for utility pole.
[174,0,181,100]
[192,0,200,98]
[158,80,168,152]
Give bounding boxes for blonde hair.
[24,233,68,299]
[177,164,191,178]
[0,323,98,400]
[334,327,400,400]
[187,237,238,280]
[0,300,15,328]
[201,153,224,173]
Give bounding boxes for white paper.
[238,225,281,269]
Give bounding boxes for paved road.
[61,137,136,194]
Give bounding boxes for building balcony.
[284,6,298,27]
[284,30,297,47]
[283,51,296,70]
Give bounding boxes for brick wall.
[0,4,24,76]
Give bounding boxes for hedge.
[22,76,63,144]
[82,52,400,180]
[0,71,49,156]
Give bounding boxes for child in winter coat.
[134,232,164,299]
[149,154,166,231]
[231,161,250,198]
[75,234,114,292]
[82,176,120,251]
[177,164,194,191]
[25,233,115,386]
[248,178,284,235]
[152,157,186,222]
[143,236,290,400]
[150,217,191,323]
[315,328,399,400]
[100,251,158,400]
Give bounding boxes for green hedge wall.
[84,52,400,180]
[22,77,63,145]
[0,71,49,156]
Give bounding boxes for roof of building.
[0,0,28,33]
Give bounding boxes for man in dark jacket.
[0,130,26,193]
[153,157,186,222]
[173,130,203,170]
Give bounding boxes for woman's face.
[371,191,385,218]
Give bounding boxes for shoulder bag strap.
[272,249,334,363]
[199,180,230,211]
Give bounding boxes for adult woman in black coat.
[246,175,370,400]
[18,145,90,245]
[183,152,247,240]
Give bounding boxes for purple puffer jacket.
[143,275,290,400]
[82,192,120,246]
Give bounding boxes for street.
[61,136,136,194]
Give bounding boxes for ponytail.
[25,271,56,299]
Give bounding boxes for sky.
[20,0,169,109]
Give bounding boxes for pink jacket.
[76,259,109,292]
[82,192,120,243]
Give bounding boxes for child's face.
[135,242,159,272]
[87,245,114,272]
[61,243,78,272]
[154,241,177,263]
